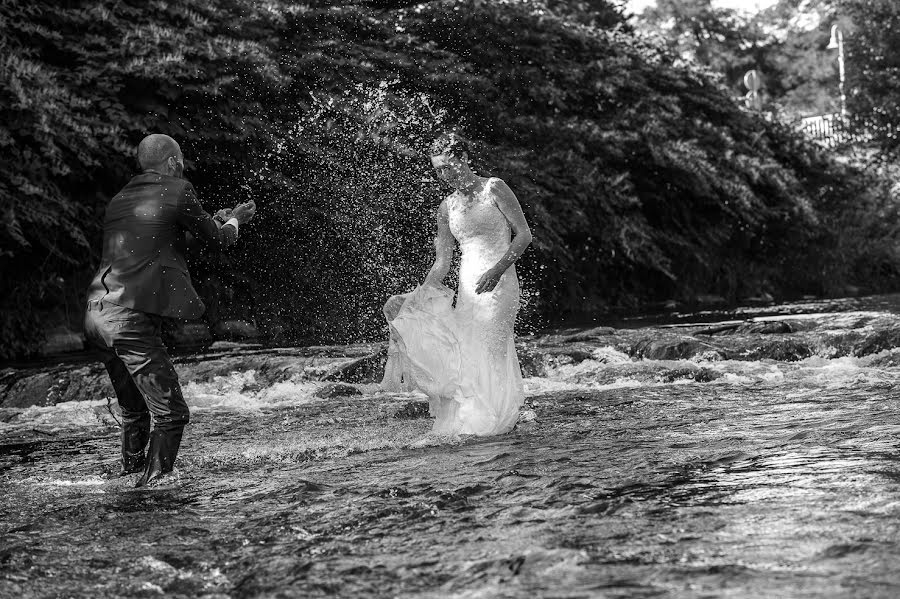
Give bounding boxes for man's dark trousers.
[85,171,238,484]
[84,299,190,477]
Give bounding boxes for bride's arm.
[424,200,455,287]
[476,179,533,294]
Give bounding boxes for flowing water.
[3,297,900,598]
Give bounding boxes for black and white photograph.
[2,0,900,596]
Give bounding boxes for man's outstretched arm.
[177,183,254,249]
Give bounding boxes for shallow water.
[3,302,900,597]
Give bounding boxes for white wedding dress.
[382,178,525,436]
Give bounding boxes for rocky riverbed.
[3,297,900,597]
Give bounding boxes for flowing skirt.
[381,270,524,436]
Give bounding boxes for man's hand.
[475,267,504,294]
[213,208,233,224]
[232,200,257,225]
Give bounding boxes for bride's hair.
[429,131,494,176]
[429,132,473,160]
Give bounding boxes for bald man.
[84,134,256,487]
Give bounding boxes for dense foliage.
[633,0,847,119]
[837,0,900,159]
[1,0,899,357]
[633,0,899,155]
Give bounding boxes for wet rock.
[867,349,900,367]
[516,347,547,378]
[516,343,606,377]
[0,365,113,409]
[745,339,812,362]
[180,353,295,384]
[163,322,212,352]
[393,400,430,419]
[133,555,205,596]
[1,372,54,408]
[630,337,714,361]
[39,327,84,355]
[546,347,596,364]
[735,320,794,335]
[0,407,20,422]
[852,328,900,357]
[324,347,387,383]
[212,320,259,340]
[656,367,722,383]
[695,350,725,362]
[557,327,617,342]
[241,381,264,394]
[314,383,362,398]
[699,320,795,336]
[1,347,394,409]
[696,323,740,336]
[736,321,794,335]
[817,542,870,559]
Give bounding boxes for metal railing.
[797,113,854,148]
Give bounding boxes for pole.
[837,28,846,119]
[829,24,847,119]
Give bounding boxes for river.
[2,295,900,598]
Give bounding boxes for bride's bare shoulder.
[485,177,516,203]
[487,176,509,189]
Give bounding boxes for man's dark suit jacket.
[86,172,238,319]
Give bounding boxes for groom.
[84,133,256,487]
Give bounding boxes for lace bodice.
[447,178,512,267]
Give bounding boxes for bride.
[381,133,533,436]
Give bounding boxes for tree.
[1,0,899,357]
[0,0,285,355]
[633,0,845,120]
[838,0,900,159]
[755,0,843,119]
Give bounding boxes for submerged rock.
[656,367,722,383]
[695,350,725,361]
[324,346,388,383]
[736,321,795,335]
[314,383,362,398]
[851,328,900,357]
[0,364,113,409]
[745,339,813,362]
[697,320,795,336]
[393,400,430,419]
[556,327,617,342]
[631,337,714,361]
[867,349,900,367]
[516,342,610,377]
